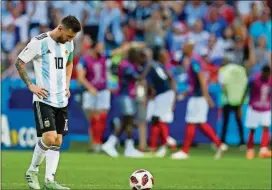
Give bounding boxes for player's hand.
[207,98,215,108]
[65,89,71,98]
[28,84,48,99]
[88,87,98,96]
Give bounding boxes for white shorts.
[146,90,175,123]
[82,89,111,110]
[185,96,209,123]
[245,106,271,129]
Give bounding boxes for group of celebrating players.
[14,16,271,190]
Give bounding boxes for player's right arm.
[15,40,48,99]
[192,60,214,108]
[76,57,98,96]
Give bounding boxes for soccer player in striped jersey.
[15,16,81,189]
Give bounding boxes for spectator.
[188,19,210,54]
[246,36,271,78]
[2,3,29,68]
[129,1,153,41]
[242,2,261,28]
[83,1,103,43]
[98,1,124,50]
[26,1,49,38]
[221,26,235,51]
[207,34,225,64]
[231,36,249,66]
[204,7,228,38]
[165,22,189,55]
[144,8,165,48]
[249,7,271,51]
[213,0,235,25]
[184,0,208,26]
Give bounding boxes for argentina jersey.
[18,32,74,108]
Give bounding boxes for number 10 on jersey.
[55,57,63,69]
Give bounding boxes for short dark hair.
[152,46,164,61]
[262,65,271,73]
[61,15,81,33]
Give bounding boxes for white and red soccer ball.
[129,169,154,190]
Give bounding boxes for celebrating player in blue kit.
[15,16,81,189]
[146,46,176,157]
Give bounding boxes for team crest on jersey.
[65,50,68,55]
[44,119,50,128]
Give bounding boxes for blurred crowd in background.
[1,0,271,87]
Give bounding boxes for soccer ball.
[129,169,154,190]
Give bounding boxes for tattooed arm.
[15,58,48,99]
[15,58,33,87]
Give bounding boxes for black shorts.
[33,101,68,137]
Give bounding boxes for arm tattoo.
[15,58,32,87]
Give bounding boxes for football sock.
[182,124,196,153]
[99,112,108,144]
[247,129,255,149]
[149,124,160,150]
[199,123,221,147]
[28,139,49,172]
[125,139,134,151]
[159,122,169,146]
[260,128,269,148]
[90,115,100,144]
[45,146,60,181]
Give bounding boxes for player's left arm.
[65,52,73,98]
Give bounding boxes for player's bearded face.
[58,26,76,44]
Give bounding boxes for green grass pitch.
[2,145,271,189]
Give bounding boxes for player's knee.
[42,132,58,146]
[151,116,160,126]
[54,136,63,147]
[122,115,134,128]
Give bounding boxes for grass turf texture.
[2,144,271,190]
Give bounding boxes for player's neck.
[48,30,59,43]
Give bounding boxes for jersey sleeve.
[67,41,74,62]
[18,40,40,63]
[191,59,201,74]
[146,67,154,85]
[123,66,139,80]
[76,57,87,70]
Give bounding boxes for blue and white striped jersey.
[18,32,74,108]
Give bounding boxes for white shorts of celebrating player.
[82,89,111,110]
[245,106,271,129]
[185,96,209,124]
[146,90,175,123]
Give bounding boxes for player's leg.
[44,106,69,189]
[258,110,271,158]
[245,106,259,159]
[119,96,143,157]
[221,104,230,144]
[193,97,226,159]
[26,102,58,189]
[135,99,147,152]
[102,95,132,157]
[95,89,111,151]
[171,97,197,160]
[153,90,175,157]
[234,105,245,147]
[82,91,98,151]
